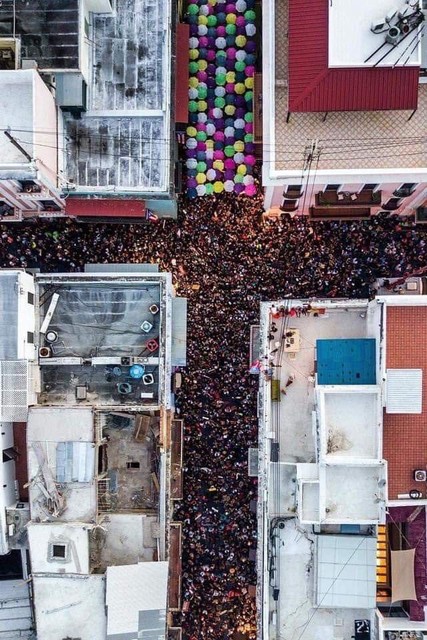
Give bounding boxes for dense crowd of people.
[1,192,427,638]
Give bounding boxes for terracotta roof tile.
[383,306,427,500]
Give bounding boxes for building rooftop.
[264,0,427,176]
[328,0,421,68]
[32,574,106,640]
[64,0,173,194]
[36,273,168,407]
[258,299,387,640]
[383,304,427,500]
[27,406,97,523]
[288,0,420,113]
[0,0,79,70]
[106,561,168,639]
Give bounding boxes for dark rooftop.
[0,0,79,70]
[37,279,163,406]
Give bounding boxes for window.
[383,197,402,211]
[393,183,417,198]
[325,184,341,191]
[2,447,18,463]
[284,184,303,198]
[48,541,69,562]
[27,292,34,305]
[362,183,378,191]
[52,544,66,559]
[26,331,34,344]
[416,206,427,222]
[126,461,140,469]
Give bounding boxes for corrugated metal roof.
[56,441,95,483]
[288,0,419,112]
[386,368,423,414]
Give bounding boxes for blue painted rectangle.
[316,338,376,385]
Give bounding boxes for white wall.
[16,271,36,361]
[33,71,58,188]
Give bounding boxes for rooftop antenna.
[403,29,424,64]
[392,26,423,67]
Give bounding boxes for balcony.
[382,197,402,211]
[316,189,382,207]
[280,198,299,213]
[310,206,371,220]
[393,183,417,198]
[284,185,304,199]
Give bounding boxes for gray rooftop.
[37,279,163,406]
[0,0,79,70]
[0,273,18,360]
[64,0,173,194]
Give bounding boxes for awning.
[391,548,417,603]
[65,198,145,218]
[175,24,189,124]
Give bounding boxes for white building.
[0,70,65,221]
[0,265,186,639]
[262,0,427,220]
[257,296,427,640]
[0,271,37,637]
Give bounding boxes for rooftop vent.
[386,26,401,44]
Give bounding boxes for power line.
[1,127,427,155]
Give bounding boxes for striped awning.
[386,369,422,414]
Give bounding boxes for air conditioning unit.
[39,346,51,358]
[6,503,30,533]
[414,469,427,482]
[386,26,401,45]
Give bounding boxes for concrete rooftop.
[64,0,173,193]
[258,300,384,640]
[36,277,163,406]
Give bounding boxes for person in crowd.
[1,187,426,639]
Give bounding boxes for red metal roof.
[383,306,427,501]
[175,23,190,124]
[66,198,145,218]
[288,0,420,112]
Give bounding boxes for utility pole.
[4,130,33,163]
